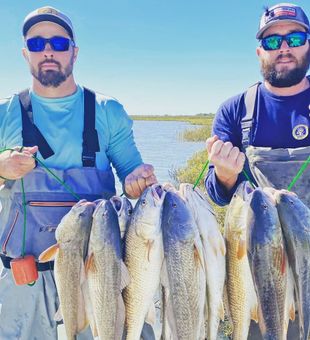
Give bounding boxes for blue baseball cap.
[257,3,310,39]
[23,6,75,42]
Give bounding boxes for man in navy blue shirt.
[205,3,310,206]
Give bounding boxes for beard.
[31,54,74,88]
[260,47,310,87]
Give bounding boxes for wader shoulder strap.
[19,89,55,159]
[82,87,100,167]
[241,82,261,150]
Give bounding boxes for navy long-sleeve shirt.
[205,81,310,206]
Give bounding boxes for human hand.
[124,164,158,199]
[206,135,245,190]
[0,146,38,181]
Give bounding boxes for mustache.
[276,53,297,62]
[39,59,61,68]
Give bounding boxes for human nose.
[279,39,290,51]
[43,42,54,57]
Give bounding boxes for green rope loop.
[242,170,256,189]
[287,154,310,191]
[0,147,80,288]
[193,159,209,190]
[33,156,80,200]
[21,178,27,258]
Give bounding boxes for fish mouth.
[274,190,298,210]
[92,199,107,217]
[179,183,206,202]
[110,196,123,216]
[163,182,178,193]
[178,183,188,198]
[151,184,165,201]
[74,200,96,214]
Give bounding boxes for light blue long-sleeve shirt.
[0,85,142,183]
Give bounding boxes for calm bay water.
[115,120,206,193]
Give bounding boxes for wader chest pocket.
[0,196,77,259]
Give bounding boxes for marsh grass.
[131,114,214,126]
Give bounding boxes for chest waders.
[0,88,115,340]
[241,82,306,340]
[242,82,310,206]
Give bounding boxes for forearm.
[214,166,239,191]
[205,166,241,206]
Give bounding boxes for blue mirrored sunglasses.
[26,36,75,52]
[261,31,309,51]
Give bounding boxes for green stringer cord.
[192,158,256,190]
[287,154,310,191]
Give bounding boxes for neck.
[32,75,77,98]
[264,77,310,96]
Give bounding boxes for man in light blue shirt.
[0,6,157,340]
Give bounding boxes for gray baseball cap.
[257,3,310,39]
[23,6,75,41]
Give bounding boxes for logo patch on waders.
[292,124,309,140]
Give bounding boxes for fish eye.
[172,203,177,208]
[128,208,133,215]
[141,199,146,206]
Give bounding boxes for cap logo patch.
[292,124,309,140]
[272,6,296,19]
[37,8,59,15]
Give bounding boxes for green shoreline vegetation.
[130,113,214,126]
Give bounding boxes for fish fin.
[145,303,156,326]
[147,240,155,262]
[208,235,218,256]
[251,304,259,323]
[194,243,204,271]
[219,300,225,321]
[219,236,226,256]
[237,239,246,260]
[120,261,131,290]
[92,324,98,338]
[85,253,95,274]
[77,261,89,332]
[281,246,286,275]
[160,259,169,288]
[80,259,87,285]
[38,243,59,262]
[53,306,63,322]
[81,275,96,337]
[115,294,126,340]
[289,302,295,321]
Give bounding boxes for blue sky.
[1,1,310,115]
